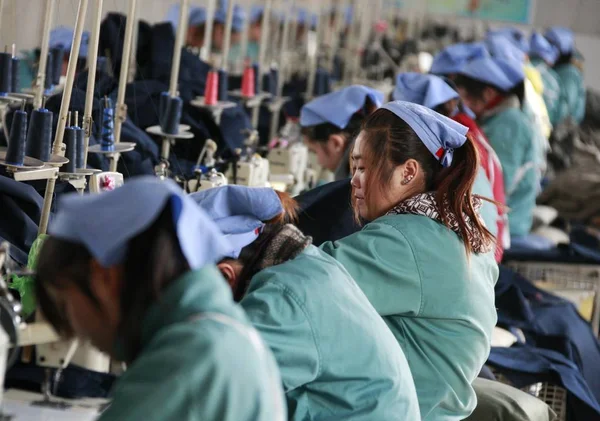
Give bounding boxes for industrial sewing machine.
[0,242,108,419]
[267,118,315,195]
[187,140,228,193]
[226,129,270,187]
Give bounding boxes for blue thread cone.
[6,110,28,165]
[101,99,115,151]
[161,96,183,135]
[159,91,170,128]
[11,57,20,93]
[26,108,53,162]
[75,127,85,168]
[218,69,229,101]
[61,127,77,173]
[0,53,13,94]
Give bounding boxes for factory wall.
[1,0,600,91]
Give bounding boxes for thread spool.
[50,47,65,86]
[218,69,229,102]
[241,65,255,98]
[0,52,12,94]
[44,52,54,90]
[11,57,19,93]
[101,97,115,151]
[268,67,278,97]
[204,71,219,106]
[73,112,85,169]
[5,108,27,165]
[162,96,183,135]
[252,63,260,94]
[26,108,53,161]
[314,68,331,97]
[62,127,77,173]
[159,91,170,127]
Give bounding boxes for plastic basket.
[504,261,600,337]
[490,368,566,421]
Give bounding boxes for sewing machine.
[0,242,108,419]
[267,119,312,195]
[226,130,270,187]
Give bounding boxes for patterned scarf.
[257,224,312,271]
[386,192,493,254]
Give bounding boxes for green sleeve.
[99,322,279,421]
[241,277,320,392]
[320,220,422,317]
[484,116,532,195]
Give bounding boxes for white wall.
[1,0,599,90]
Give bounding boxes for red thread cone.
[241,66,255,98]
[204,71,219,106]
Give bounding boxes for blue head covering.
[488,27,530,53]
[457,56,516,92]
[300,85,384,129]
[215,1,247,32]
[191,185,283,258]
[382,101,468,168]
[393,73,459,109]
[296,8,318,28]
[485,34,526,63]
[166,5,207,28]
[250,5,264,23]
[49,26,90,58]
[430,42,489,75]
[49,177,230,269]
[529,32,559,65]
[493,56,525,88]
[545,27,574,55]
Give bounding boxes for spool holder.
[190,97,237,126]
[145,125,193,161]
[229,90,272,110]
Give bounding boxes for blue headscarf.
[382,101,468,168]
[50,177,230,269]
[393,73,459,109]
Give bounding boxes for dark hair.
[554,52,574,67]
[221,192,299,301]
[302,97,379,145]
[454,74,525,108]
[356,108,494,255]
[35,204,190,363]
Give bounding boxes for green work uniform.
[480,97,538,237]
[555,62,586,125]
[99,266,287,421]
[320,214,499,421]
[240,245,421,420]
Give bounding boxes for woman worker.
[545,27,586,125]
[191,185,421,420]
[300,85,384,181]
[394,72,507,262]
[35,177,286,421]
[319,101,498,421]
[529,32,561,127]
[454,56,538,240]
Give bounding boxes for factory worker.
[394,72,507,262]
[545,27,586,125]
[246,5,265,62]
[529,32,561,126]
[301,85,384,181]
[35,177,286,421]
[455,57,537,238]
[47,26,90,79]
[191,185,421,421]
[429,42,489,78]
[485,33,550,174]
[487,27,530,55]
[319,101,498,421]
[166,2,245,61]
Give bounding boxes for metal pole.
[0,0,4,37]
[328,0,347,73]
[305,5,322,100]
[82,0,103,169]
[201,0,217,63]
[169,0,189,96]
[39,0,90,236]
[220,0,235,71]
[257,0,272,75]
[110,0,138,172]
[239,0,251,64]
[277,0,292,98]
[33,0,56,110]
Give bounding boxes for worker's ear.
[217,261,240,290]
[328,134,347,153]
